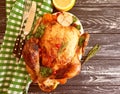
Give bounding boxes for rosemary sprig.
[82,44,100,65]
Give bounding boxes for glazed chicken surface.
[22,13,89,92]
[40,22,81,78]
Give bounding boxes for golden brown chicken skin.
[22,13,90,92]
[39,22,81,79]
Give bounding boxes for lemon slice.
[52,0,76,11]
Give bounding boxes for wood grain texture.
[75,0,120,5]
[71,10,120,33]
[28,85,120,94]
[73,60,120,86]
[85,34,120,59]
[0,0,120,94]
[0,0,6,45]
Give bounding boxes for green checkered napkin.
[0,0,53,94]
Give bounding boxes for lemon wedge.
[52,0,76,11]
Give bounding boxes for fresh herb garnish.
[72,16,81,30]
[76,25,81,30]
[72,16,77,23]
[82,44,100,65]
[40,66,52,77]
[34,23,45,38]
[78,36,85,47]
[58,42,68,53]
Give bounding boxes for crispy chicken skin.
[39,22,81,79]
[22,38,40,82]
[22,13,90,92]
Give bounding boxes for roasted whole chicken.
[22,12,90,92]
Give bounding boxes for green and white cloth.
[0,0,53,94]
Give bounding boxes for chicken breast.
[22,12,90,92]
[40,22,80,71]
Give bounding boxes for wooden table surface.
[0,0,120,94]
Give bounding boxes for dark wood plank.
[71,60,120,86]
[76,0,120,5]
[80,16,119,34]
[0,0,6,45]
[71,7,120,18]
[28,85,120,94]
[69,0,120,34]
[70,7,120,33]
[85,34,120,59]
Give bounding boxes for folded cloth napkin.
[0,0,53,94]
